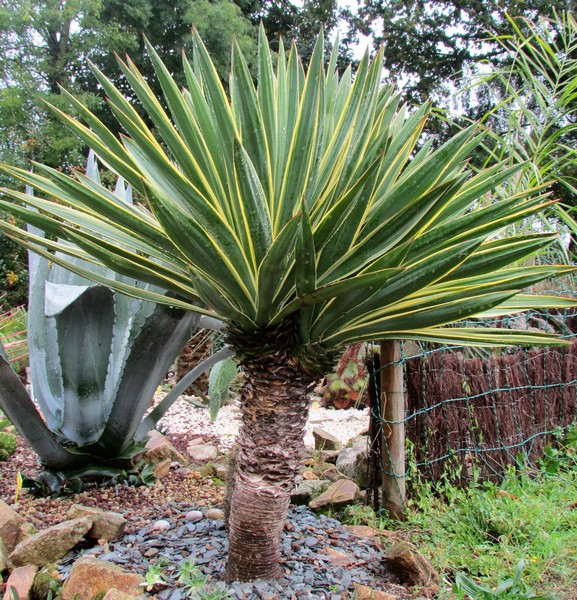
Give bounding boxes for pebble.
[206,508,225,520]
[150,519,171,532]
[62,503,394,599]
[185,510,203,522]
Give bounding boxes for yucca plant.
[0,27,576,581]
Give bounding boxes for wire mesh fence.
[368,288,577,504]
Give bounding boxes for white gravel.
[158,395,370,451]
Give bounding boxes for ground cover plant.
[1,27,576,582]
[343,426,577,599]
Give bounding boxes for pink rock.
[145,430,185,464]
[0,500,31,553]
[2,565,38,600]
[61,557,144,600]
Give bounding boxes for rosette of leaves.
[0,153,229,476]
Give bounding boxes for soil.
[0,432,226,534]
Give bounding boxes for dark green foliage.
[354,0,575,105]
[20,446,158,496]
[0,430,17,460]
[0,231,28,311]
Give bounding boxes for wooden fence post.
[380,339,406,519]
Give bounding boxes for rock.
[353,583,403,600]
[345,525,384,548]
[302,469,319,480]
[61,557,144,600]
[187,444,218,463]
[350,434,369,447]
[385,541,439,586]
[152,458,172,479]
[9,517,93,568]
[321,547,356,567]
[336,444,369,488]
[2,565,38,600]
[150,520,171,532]
[67,505,126,541]
[319,450,340,464]
[308,479,359,511]
[320,465,348,482]
[312,427,342,451]
[291,480,331,505]
[214,463,229,480]
[187,437,205,447]
[0,536,9,571]
[0,500,32,553]
[144,430,185,464]
[185,510,203,523]
[206,508,225,521]
[103,589,145,600]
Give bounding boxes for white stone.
[150,519,171,532]
[187,444,218,463]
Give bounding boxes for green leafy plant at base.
[453,560,557,599]
[341,503,392,531]
[394,448,577,599]
[19,440,160,496]
[194,584,231,600]
[139,559,231,599]
[0,409,17,460]
[140,564,169,593]
[0,430,17,461]
[539,424,577,475]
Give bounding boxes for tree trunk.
[225,353,311,582]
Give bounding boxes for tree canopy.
[0,0,344,175]
[353,0,576,106]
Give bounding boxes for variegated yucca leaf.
[0,27,575,369]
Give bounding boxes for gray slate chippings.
[59,504,390,599]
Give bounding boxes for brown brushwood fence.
[404,337,577,482]
[370,305,577,508]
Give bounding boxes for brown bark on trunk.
[225,353,311,582]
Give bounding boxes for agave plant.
[0,153,227,473]
[0,28,575,581]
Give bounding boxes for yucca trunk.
[226,353,312,582]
